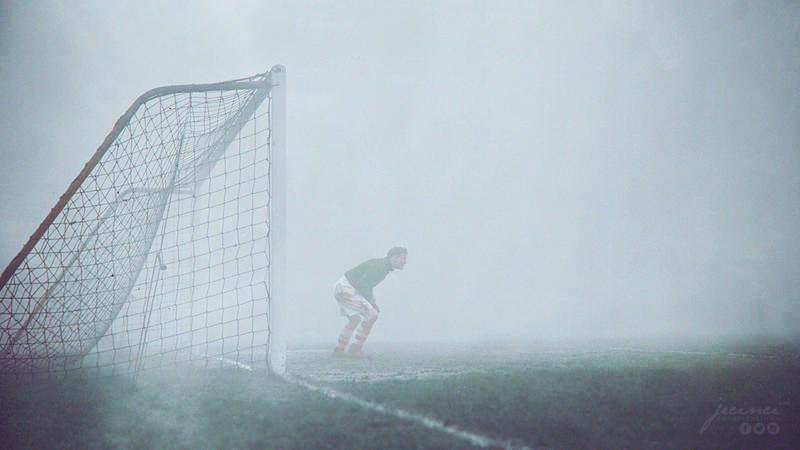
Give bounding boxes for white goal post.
[0,66,287,377]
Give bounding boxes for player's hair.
[387,246,407,257]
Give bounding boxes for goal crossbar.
[0,75,272,291]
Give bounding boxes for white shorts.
[334,276,377,319]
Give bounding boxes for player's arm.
[348,260,378,300]
[356,278,379,312]
[369,298,380,313]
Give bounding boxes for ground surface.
[1,336,798,449]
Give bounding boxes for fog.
[1,0,798,345]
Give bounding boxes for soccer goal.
[0,67,287,377]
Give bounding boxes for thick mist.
[1,1,798,345]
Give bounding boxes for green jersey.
[344,257,393,302]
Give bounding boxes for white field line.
[190,354,528,448]
[193,353,254,371]
[286,349,332,353]
[608,347,776,359]
[282,373,530,450]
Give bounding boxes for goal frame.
[0,66,287,376]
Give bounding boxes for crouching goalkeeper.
[333,247,407,359]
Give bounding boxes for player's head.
[387,246,407,270]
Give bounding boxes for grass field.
[1,336,798,449]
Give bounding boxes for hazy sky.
[1,0,798,344]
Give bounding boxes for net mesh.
[0,73,274,377]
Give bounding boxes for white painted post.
[268,65,287,375]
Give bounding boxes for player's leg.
[334,315,361,355]
[333,277,367,356]
[348,303,379,357]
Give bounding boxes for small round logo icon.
[767,422,780,435]
[739,422,752,435]
[753,422,766,435]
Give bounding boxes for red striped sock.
[336,320,359,350]
[349,318,376,351]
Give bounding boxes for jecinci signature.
[699,402,786,435]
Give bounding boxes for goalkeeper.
[333,247,407,359]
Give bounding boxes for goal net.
[0,67,287,378]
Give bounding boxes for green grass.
[323,350,798,448]
[0,368,467,449]
[2,337,798,449]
